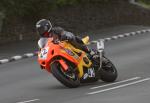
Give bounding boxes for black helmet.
[36,19,52,37]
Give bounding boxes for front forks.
[91,39,104,71]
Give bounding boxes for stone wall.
[0,0,150,44]
[0,12,4,34]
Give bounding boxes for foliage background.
[0,0,150,43]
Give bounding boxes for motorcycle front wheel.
[51,61,80,88]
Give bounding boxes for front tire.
[51,61,80,88]
[99,57,118,82]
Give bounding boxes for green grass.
[137,0,150,8]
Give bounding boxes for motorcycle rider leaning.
[36,19,97,59]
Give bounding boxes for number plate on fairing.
[39,47,49,59]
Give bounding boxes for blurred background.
[0,0,150,44]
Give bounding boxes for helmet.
[36,19,52,37]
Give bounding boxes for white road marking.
[90,77,141,89]
[87,78,150,95]
[24,53,34,57]
[16,99,40,103]
[0,59,9,63]
[12,56,22,60]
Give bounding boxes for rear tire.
[99,57,118,82]
[51,61,80,88]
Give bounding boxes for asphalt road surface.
[0,25,150,103]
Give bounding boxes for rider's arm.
[38,38,48,49]
[61,31,75,41]
[61,31,84,45]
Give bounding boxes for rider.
[36,19,97,58]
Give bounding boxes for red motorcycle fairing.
[38,38,79,73]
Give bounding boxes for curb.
[91,29,150,42]
[0,52,37,64]
[0,29,150,65]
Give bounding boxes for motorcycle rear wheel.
[99,57,118,82]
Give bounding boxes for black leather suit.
[50,27,89,53]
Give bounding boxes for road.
[0,25,150,103]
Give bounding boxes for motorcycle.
[38,36,118,88]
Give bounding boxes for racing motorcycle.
[38,36,118,88]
